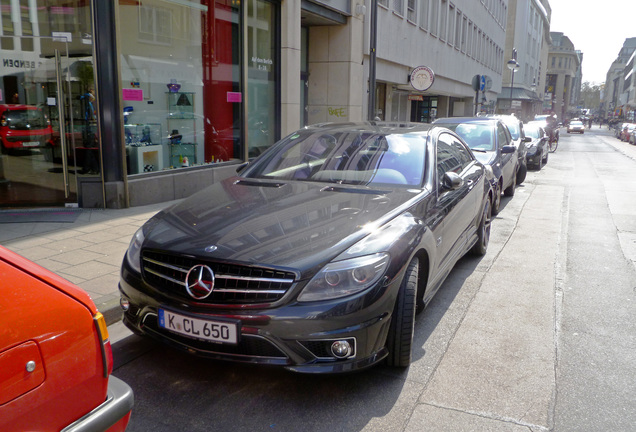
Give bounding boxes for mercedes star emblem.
[185,264,215,300]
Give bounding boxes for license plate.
[158,309,239,344]
[23,141,40,147]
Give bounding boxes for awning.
[498,88,542,101]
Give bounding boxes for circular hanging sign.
[410,66,435,91]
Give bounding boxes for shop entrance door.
[0,37,97,208]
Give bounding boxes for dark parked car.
[523,122,549,169]
[487,115,529,184]
[433,117,518,215]
[0,246,133,432]
[119,122,494,373]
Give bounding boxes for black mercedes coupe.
[119,122,493,373]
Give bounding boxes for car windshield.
[437,123,494,152]
[0,108,48,130]
[243,129,427,187]
[571,121,583,126]
[524,125,542,139]
[500,118,520,139]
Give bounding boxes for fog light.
[331,340,352,359]
[120,297,130,311]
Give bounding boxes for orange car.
[0,246,133,431]
[0,104,54,153]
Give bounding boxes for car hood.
[142,176,425,272]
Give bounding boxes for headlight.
[125,227,145,274]
[297,253,389,302]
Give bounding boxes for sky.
[549,0,636,85]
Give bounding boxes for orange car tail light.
[94,312,114,377]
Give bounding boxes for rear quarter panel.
[0,247,108,432]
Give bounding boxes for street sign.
[472,75,481,92]
[410,66,435,91]
[480,75,486,91]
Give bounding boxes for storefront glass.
[0,1,98,208]
[247,0,277,157]
[118,0,241,173]
[411,97,438,123]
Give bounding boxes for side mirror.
[501,145,516,154]
[522,136,532,143]
[442,172,463,190]
[236,162,249,173]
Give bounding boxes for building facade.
[496,0,549,121]
[369,0,508,122]
[544,32,580,121]
[603,38,636,121]
[0,0,336,208]
[0,0,515,209]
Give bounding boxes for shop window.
[119,0,241,174]
[391,91,409,122]
[247,0,278,158]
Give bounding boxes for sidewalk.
[0,200,179,325]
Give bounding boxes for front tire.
[504,173,516,197]
[471,198,492,256]
[516,161,527,184]
[386,258,418,368]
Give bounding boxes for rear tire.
[386,258,418,368]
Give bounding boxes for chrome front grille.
[142,251,296,304]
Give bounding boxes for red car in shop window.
[0,246,133,432]
[0,104,55,154]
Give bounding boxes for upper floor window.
[139,5,172,45]
[407,0,416,22]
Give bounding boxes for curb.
[98,296,124,326]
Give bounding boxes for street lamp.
[507,49,519,112]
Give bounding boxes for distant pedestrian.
[588,117,593,128]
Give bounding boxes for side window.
[450,136,473,168]
[436,133,469,188]
[498,123,511,148]
[437,134,461,175]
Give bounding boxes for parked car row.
[614,122,636,143]
[117,118,539,375]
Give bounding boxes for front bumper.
[525,147,541,164]
[119,267,399,374]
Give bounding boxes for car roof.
[304,121,434,135]
[434,117,499,125]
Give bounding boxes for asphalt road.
[109,126,636,431]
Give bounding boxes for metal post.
[368,0,377,121]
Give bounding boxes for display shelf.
[127,145,163,173]
[167,92,194,119]
[124,123,162,146]
[169,143,197,167]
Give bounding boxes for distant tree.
[579,81,602,114]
